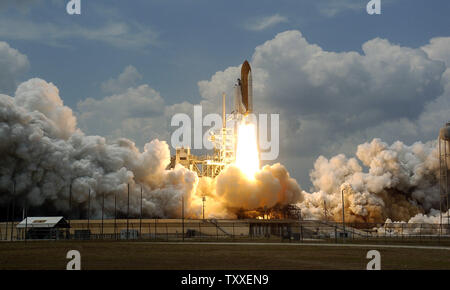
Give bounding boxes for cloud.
[101,65,143,94]
[77,66,196,149]
[73,30,450,189]
[197,30,448,185]
[315,0,363,17]
[0,18,159,49]
[245,14,288,31]
[0,41,29,95]
[15,78,77,139]
[0,78,197,218]
[422,37,450,67]
[77,84,168,146]
[415,37,450,139]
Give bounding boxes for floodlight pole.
[341,188,346,235]
[182,195,184,242]
[24,203,27,242]
[202,196,206,220]
[139,184,143,237]
[5,199,9,240]
[10,181,15,240]
[139,184,143,238]
[87,188,91,231]
[69,183,72,227]
[101,191,105,237]
[10,199,15,240]
[127,183,130,240]
[114,193,117,239]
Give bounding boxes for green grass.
[0,240,449,270]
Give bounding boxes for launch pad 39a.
[169,60,254,178]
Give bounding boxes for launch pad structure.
[170,60,254,178]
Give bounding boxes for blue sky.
[3,0,448,108]
[1,0,450,186]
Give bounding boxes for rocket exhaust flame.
[235,118,260,180]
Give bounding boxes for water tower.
[438,122,450,226]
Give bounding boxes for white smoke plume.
[298,138,441,223]
[190,164,304,218]
[0,78,445,222]
[373,209,450,236]
[0,78,302,219]
[0,78,197,218]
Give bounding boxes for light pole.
[126,183,130,240]
[10,181,15,241]
[68,183,72,228]
[5,199,9,240]
[101,191,105,237]
[202,196,206,220]
[181,195,184,242]
[114,193,117,239]
[87,188,90,232]
[24,202,27,242]
[139,185,143,238]
[341,187,346,237]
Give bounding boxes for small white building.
[16,217,70,240]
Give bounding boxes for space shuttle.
[234,60,253,116]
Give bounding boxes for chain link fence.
[1,219,450,243]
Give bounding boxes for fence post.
[419,224,422,241]
[300,225,303,243]
[439,222,441,243]
[334,226,337,244]
[232,222,235,240]
[280,226,283,242]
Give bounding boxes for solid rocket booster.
[234,60,253,115]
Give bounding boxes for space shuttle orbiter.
[234,60,253,115]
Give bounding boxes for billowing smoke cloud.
[0,78,197,218]
[298,138,440,223]
[197,31,448,189]
[0,78,446,222]
[1,23,448,225]
[0,78,303,219]
[190,164,303,218]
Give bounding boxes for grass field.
[0,240,449,270]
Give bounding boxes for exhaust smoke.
[0,78,446,223]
